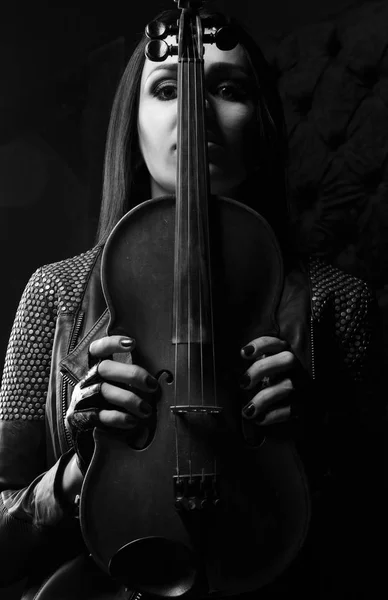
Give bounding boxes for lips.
[173,132,222,150]
[206,132,221,145]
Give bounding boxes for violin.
[79,1,311,597]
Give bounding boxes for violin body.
[80,196,310,598]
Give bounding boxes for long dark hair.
[96,7,290,248]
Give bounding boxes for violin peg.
[145,40,178,62]
[215,26,239,51]
[145,19,179,41]
[145,19,168,40]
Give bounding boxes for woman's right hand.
[62,336,159,505]
[66,335,159,432]
[64,335,159,484]
[87,335,158,429]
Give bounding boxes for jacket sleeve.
[311,281,387,597]
[337,279,384,421]
[0,268,82,586]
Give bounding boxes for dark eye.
[152,81,177,101]
[216,81,250,102]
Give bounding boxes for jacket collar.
[60,309,110,384]
[59,248,109,383]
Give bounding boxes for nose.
[204,94,218,126]
[204,94,220,143]
[204,94,214,114]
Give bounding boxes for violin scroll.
[145,0,238,65]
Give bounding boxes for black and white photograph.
[0,0,387,598]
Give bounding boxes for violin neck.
[173,14,213,345]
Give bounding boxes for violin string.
[197,17,218,486]
[174,153,179,482]
[174,20,185,480]
[198,42,218,412]
[187,46,192,417]
[208,210,218,413]
[186,34,192,481]
[174,106,180,482]
[195,58,205,409]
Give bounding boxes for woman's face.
[137,37,256,198]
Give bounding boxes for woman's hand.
[67,335,158,431]
[65,335,159,476]
[90,335,158,429]
[240,336,297,425]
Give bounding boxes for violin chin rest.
[108,536,197,598]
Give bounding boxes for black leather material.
[277,260,312,377]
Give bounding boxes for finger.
[241,351,297,389]
[255,406,291,426]
[242,378,294,419]
[99,408,139,430]
[101,382,152,418]
[241,336,288,359]
[98,361,159,393]
[89,335,136,358]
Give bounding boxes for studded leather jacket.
[0,245,381,588]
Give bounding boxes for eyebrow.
[146,61,252,81]
[205,62,252,78]
[146,64,177,80]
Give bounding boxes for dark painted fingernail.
[243,403,255,418]
[120,337,135,348]
[242,344,255,357]
[240,374,251,389]
[146,375,159,390]
[140,402,152,416]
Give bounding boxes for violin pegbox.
[145,12,238,64]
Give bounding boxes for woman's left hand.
[240,336,298,425]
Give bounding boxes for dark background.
[1,0,386,598]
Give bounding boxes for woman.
[0,5,383,599]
